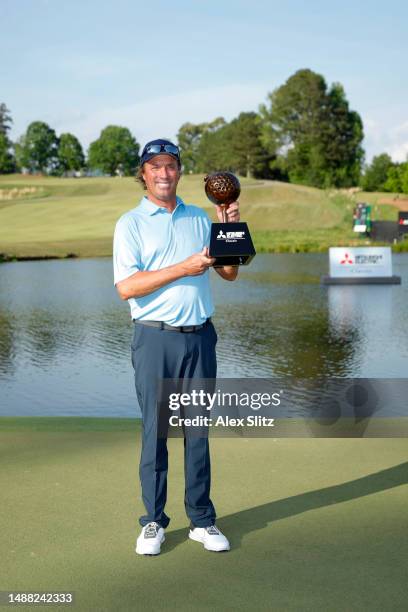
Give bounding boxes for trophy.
[204,172,256,267]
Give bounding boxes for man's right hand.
[116,248,215,300]
[181,247,215,276]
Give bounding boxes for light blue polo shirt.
[113,195,214,325]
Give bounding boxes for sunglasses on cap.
[144,144,180,156]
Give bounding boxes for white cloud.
[390,142,408,162]
[48,82,269,150]
[363,116,408,163]
[388,121,408,162]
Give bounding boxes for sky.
[2,0,407,163]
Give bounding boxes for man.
[113,138,239,555]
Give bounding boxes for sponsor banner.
[329,247,393,278]
[399,212,408,234]
[353,203,371,233]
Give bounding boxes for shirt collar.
[139,195,185,216]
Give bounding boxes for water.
[0,254,407,417]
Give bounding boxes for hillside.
[0,174,403,259]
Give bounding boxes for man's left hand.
[215,201,240,223]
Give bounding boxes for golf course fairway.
[1,417,407,611]
[0,174,404,260]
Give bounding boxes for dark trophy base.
[209,222,256,267]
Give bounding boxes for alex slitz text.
[169,415,275,428]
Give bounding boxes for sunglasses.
[144,144,179,156]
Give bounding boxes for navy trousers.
[131,320,217,529]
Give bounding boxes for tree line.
[1,69,407,193]
[360,153,408,194]
[0,105,139,177]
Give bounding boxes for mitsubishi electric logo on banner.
[329,247,393,278]
[217,230,246,243]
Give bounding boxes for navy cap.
[140,138,181,166]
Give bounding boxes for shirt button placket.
[170,206,178,243]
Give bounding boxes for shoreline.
[0,252,79,263]
[2,241,408,263]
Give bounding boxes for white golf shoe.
[189,525,230,552]
[135,522,165,555]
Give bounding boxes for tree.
[88,126,139,176]
[177,122,206,173]
[225,112,271,178]
[0,103,13,136]
[384,165,402,193]
[384,162,408,194]
[323,83,364,187]
[196,120,231,173]
[0,103,15,173]
[193,113,280,179]
[402,164,408,194]
[177,117,226,173]
[0,133,15,173]
[16,121,59,173]
[259,69,364,188]
[361,153,394,191]
[57,133,85,174]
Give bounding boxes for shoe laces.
[205,525,220,535]
[144,522,160,538]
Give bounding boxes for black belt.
[133,317,211,333]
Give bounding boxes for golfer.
[113,139,239,555]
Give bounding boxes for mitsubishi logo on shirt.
[340,252,354,264]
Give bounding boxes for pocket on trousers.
[210,323,218,345]
[131,324,145,352]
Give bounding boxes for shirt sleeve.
[113,216,142,286]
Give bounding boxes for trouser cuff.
[189,521,215,529]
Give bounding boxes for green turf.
[1,417,407,611]
[1,174,406,259]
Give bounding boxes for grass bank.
[1,174,407,260]
[0,416,407,611]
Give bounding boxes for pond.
[0,254,407,417]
